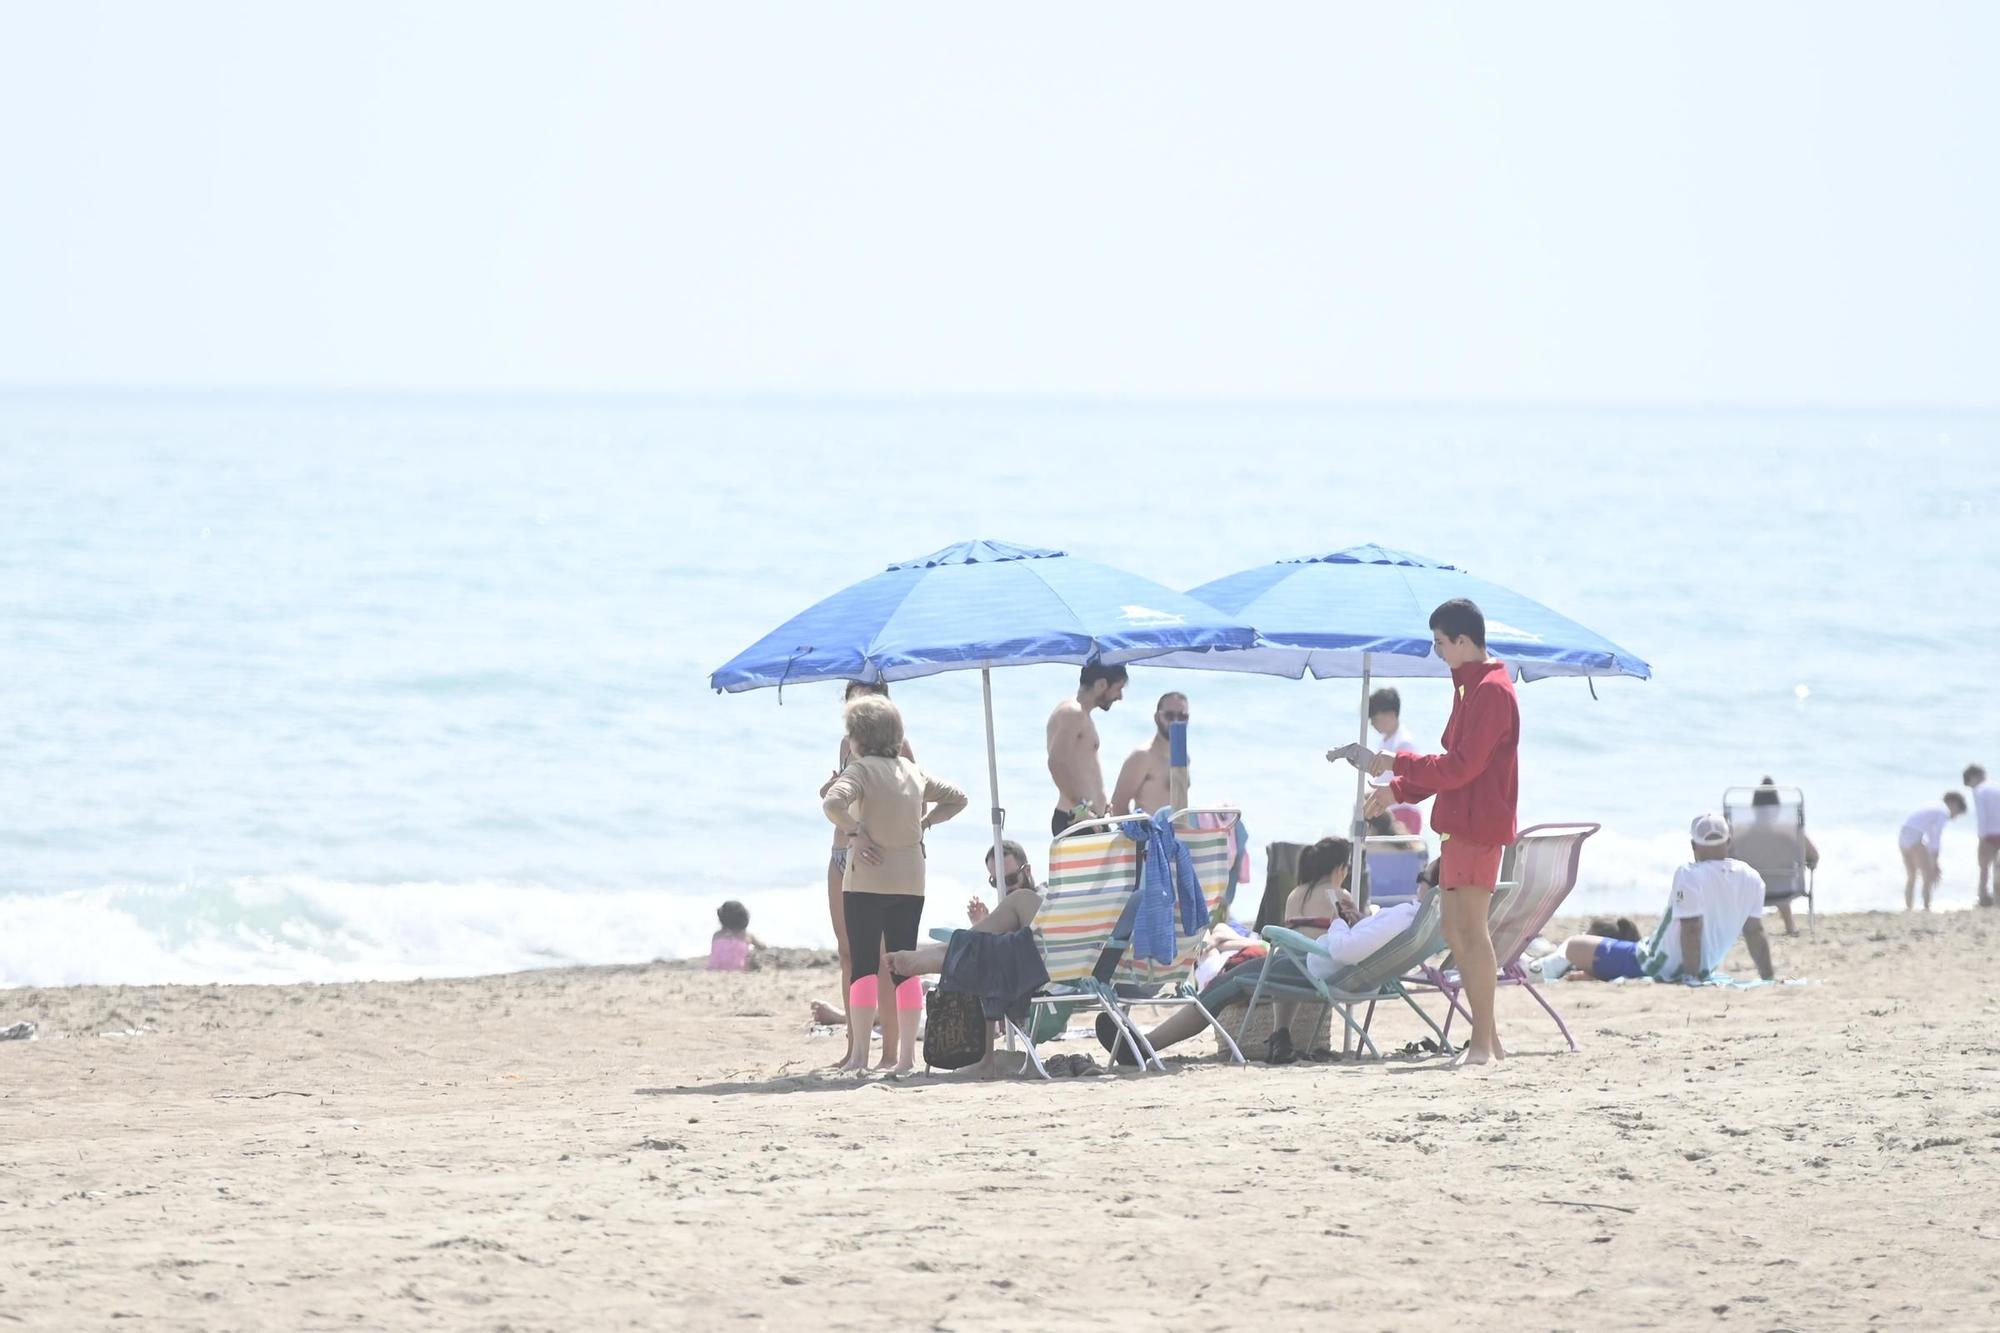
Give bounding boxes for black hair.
[843,680,889,701]
[1428,598,1486,649]
[716,900,750,932]
[1751,777,1780,808]
[1155,691,1188,711]
[1297,836,1353,886]
[1368,687,1401,718]
[1365,813,1396,837]
[1966,764,1987,786]
[1080,662,1129,690]
[1945,791,1968,814]
[1587,916,1642,943]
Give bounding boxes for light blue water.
[2,393,1995,986]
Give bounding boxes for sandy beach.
[4,910,1999,1332]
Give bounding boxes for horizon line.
[2,381,1997,417]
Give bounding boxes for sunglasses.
[987,869,1029,889]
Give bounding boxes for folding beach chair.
[1723,786,1814,933]
[1405,822,1598,1052]
[994,817,1153,1079]
[1239,889,1451,1058]
[1358,842,1425,909]
[1103,808,1246,1069]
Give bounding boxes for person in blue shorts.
[1539,812,1776,984]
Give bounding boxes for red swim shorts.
[1438,836,1504,891]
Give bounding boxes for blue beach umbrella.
[1155,544,1651,841]
[710,540,1259,880]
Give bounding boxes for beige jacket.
[822,755,968,897]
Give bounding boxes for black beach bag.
[922,987,988,1070]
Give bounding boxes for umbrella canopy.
[710,539,1259,692]
[710,541,1261,953]
[1158,544,1651,682]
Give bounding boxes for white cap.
[1690,812,1730,847]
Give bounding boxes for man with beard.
[1046,663,1128,835]
[1112,691,1189,816]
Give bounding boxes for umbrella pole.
[981,667,1006,909]
[1353,652,1372,909]
[980,666,1014,1058]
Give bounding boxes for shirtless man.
[1046,664,1127,835]
[1112,691,1188,816]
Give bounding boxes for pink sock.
[894,977,923,1011]
[848,975,879,1008]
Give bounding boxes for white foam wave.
[1,825,1982,989]
[0,875,831,989]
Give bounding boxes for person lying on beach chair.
[1538,813,1774,984]
[1091,836,1360,1065]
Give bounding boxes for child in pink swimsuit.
[708,900,764,971]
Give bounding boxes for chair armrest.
[927,927,956,943]
[1259,925,1329,958]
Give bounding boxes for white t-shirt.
[1974,784,2000,839]
[1304,902,1420,979]
[1367,726,1417,789]
[1646,858,1765,981]
[1900,805,1950,855]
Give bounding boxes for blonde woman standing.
[812,681,915,1060]
[822,695,966,1073]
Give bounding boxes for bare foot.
[873,1054,898,1071]
[810,1001,846,1026]
[1453,1043,1503,1070]
[838,1055,871,1074]
[886,1061,916,1076]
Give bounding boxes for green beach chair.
[1241,888,1450,1058]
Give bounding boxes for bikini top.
[1285,916,1332,930]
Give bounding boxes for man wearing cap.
[1540,813,1775,984]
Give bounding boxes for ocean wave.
[1,824,1981,989]
[0,876,830,989]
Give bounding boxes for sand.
[4,912,2000,1332]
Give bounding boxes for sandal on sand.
[1094,1013,1141,1067]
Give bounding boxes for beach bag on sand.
[923,987,987,1070]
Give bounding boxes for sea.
[2,392,1995,988]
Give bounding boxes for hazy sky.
[3,3,1996,404]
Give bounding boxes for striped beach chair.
[1245,889,1451,1058]
[1106,809,1245,1069]
[1406,822,1598,1052]
[1000,818,1150,1079]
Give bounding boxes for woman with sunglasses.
[880,840,1042,977]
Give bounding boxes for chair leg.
[1189,997,1245,1065]
[1097,993,1162,1072]
[1008,1017,1052,1080]
[1518,977,1579,1052]
[1237,954,1275,1044]
[1394,981,1449,1046]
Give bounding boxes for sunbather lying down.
[1096,836,1362,1067]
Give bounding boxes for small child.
[1899,793,1968,911]
[1365,687,1416,789]
[708,900,764,971]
